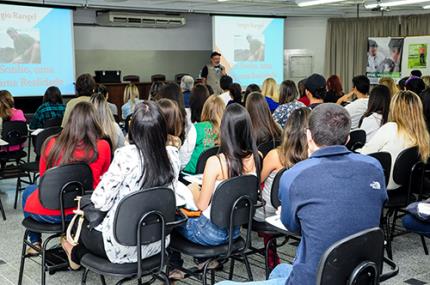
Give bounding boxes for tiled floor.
[0,176,430,285]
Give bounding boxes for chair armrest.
[166,208,188,228]
[379,256,399,282]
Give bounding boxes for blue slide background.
[0,5,74,96]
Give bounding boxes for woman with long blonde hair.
[121,84,141,120]
[262,78,279,112]
[90,93,125,151]
[361,90,430,190]
[379,77,399,97]
[183,95,225,174]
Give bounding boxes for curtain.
[400,14,430,36]
[325,16,400,91]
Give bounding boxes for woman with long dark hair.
[62,101,179,268]
[246,92,282,145]
[227,83,243,105]
[30,86,65,129]
[22,102,111,253]
[189,84,210,123]
[358,85,391,142]
[272,80,305,128]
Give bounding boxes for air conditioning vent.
[96,12,186,28]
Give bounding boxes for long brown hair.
[0,90,14,119]
[90,93,119,150]
[44,102,105,168]
[245,92,282,145]
[278,107,310,167]
[157,98,184,144]
[390,91,430,162]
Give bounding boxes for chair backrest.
[270,168,288,209]
[123,75,140,83]
[124,114,132,133]
[210,175,259,229]
[34,127,62,158]
[316,227,384,285]
[114,187,176,247]
[346,130,366,151]
[175,73,190,85]
[368,152,391,187]
[43,117,63,128]
[151,74,166,82]
[392,146,420,187]
[39,162,93,210]
[258,139,281,158]
[1,121,28,147]
[195,146,220,174]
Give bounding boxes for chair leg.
[158,272,171,285]
[242,254,253,281]
[81,268,89,285]
[210,269,215,285]
[228,259,235,280]
[420,235,429,255]
[390,210,399,241]
[0,197,6,220]
[202,261,210,285]
[265,237,276,279]
[14,177,21,209]
[17,231,29,285]
[100,275,107,285]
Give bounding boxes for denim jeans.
[22,184,71,243]
[216,263,293,285]
[177,214,240,246]
[402,214,430,237]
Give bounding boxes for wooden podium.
[104,82,152,119]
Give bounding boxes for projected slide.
[0,4,75,96]
[213,16,284,86]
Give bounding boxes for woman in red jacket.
[22,102,111,252]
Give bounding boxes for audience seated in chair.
[169,103,261,279]
[121,83,141,120]
[29,86,65,130]
[181,75,194,108]
[337,75,370,129]
[359,90,430,190]
[246,92,282,146]
[272,80,305,128]
[324,75,344,103]
[255,108,310,268]
[261,78,279,113]
[22,102,111,254]
[358,84,391,143]
[90,93,125,151]
[183,95,225,174]
[0,90,26,152]
[217,103,387,285]
[61,73,96,127]
[95,84,118,118]
[61,101,180,268]
[304,74,326,109]
[189,83,210,123]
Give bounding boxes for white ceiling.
[4,0,429,17]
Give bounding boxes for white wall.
[73,10,212,51]
[284,17,328,78]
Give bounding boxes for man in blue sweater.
[217,103,387,285]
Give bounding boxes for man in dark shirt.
[217,103,387,285]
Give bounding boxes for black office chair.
[316,227,398,285]
[384,147,422,258]
[195,146,220,174]
[175,73,190,85]
[80,187,186,285]
[18,163,93,285]
[0,121,30,219]
[258,139,281,158]
[346,129,366,151]
[43,117,63,128]
[368,152,391,188]
[151,74,166,83]
[15,127,62,209]
[123,75,140,83]
[169,175,259,285]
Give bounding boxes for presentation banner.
[213,16,284,87]
[401,36,430,77]
[366,37,404,84]
[0,4,75,96]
